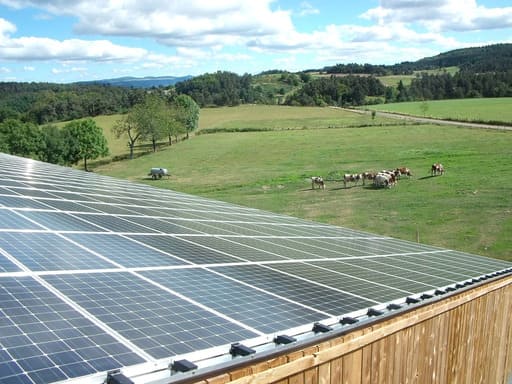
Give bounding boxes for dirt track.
[345,107,512,131]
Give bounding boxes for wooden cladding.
[195,275,512,384]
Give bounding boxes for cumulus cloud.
[0,16,149,62]
[0,1,294,48]
[0,35,148,61]
[298,2,319,17]
[362,0,512,32]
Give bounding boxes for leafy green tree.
[0,119,43,159]
[40,124,67,165]
[62,118,109,171]
[173,94,199,139]
[112,113,141,159]
[131,95,167,152]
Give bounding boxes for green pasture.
[377,67,459,87]
[95,106,512,261]
[369,98,512,124]
[198,105,402,132]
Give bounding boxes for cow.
[362,172,377,185]
[343,173,363,188]
[311,176,325,190]
[431,163,444,176]
[396,167,412,178]
[374,173,391,188]
[374,171,397,188]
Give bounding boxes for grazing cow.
[362,172,377,185]
[374,171,397,188]
[396,167,412,178]
[374,173,391,188]
[343,173,363,188]
[431,163,444,176]
[311,176,325,190]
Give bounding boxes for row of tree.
[0,118,108,171]
[0,93,200,169]
[0,82,146,125]
[407,71,512,100]
[112,93,199,159]
[283,75,386,106]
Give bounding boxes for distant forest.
[0,43,511,125]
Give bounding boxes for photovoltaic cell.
[65,233,186,268]
[210,264,376,314]
[42,272,258,359]
[0,276,145,384]
[130,235,240,264]
[0,232,117,271]
[141,268,327,333]
[0,209,44,230]
[16,211,106,232]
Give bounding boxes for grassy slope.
[96,105,512,261]
[368,98,512,124]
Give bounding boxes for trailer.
[148,167,169,179]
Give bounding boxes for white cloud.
[0,1,294,48]
[298,2,319,17]
[51,66,87,74]
[0,17,16,37]
[0,66,11,73]
[23,65,35,71]
[362,0,512,32]
[0,32,148,62]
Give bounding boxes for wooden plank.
[360,344,372,384]
[318,362,330,384]
[304,366,317,384]
[342,348,362,384]
[330,357,343,384]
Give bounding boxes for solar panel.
[0,153,510,384]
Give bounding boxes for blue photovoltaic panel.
[65,233,186,267]
[0,232,117,271]
[0,152,510,384]
[140,268,328,334]
[42,272,259,359]
[130,235,242,264]
[0,254,21,273]
[0,276,146,384]
[0,209,44,230]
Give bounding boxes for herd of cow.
[311,163,444,190]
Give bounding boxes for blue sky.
[0,0,511,83]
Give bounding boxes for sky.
[0,0,511,83]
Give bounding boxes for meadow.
[95,104,512,261]
[368,97,512,124]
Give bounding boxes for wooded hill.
[0,43,511,125]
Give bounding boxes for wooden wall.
[192,275,512,384]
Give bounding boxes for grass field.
[95,105,512,261]
[368,98,512,124]
[198,104,402,131]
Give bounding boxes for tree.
[112,113,141,159]
[40,124,67,164]
[0,119,43,159]
[131,95,167,152]
[173,94,199,139]
[62,118,109,171]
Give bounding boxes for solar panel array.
[0,153,510,384]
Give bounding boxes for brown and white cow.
[362,172,377,185]
[374,171,397,188]
[311,176,325,189]
[431,163,444,176]
[396,167,412,178]
[343,173,363,188]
